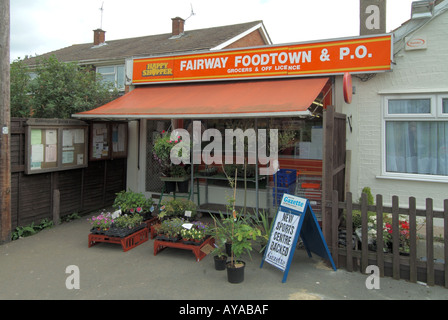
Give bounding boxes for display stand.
[153,237,215,262]
[88,227,149,252]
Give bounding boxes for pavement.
[1,213,448,303]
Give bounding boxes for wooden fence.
[10,118,127,230]
[327,190,448,288]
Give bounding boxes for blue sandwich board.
[260,193,336,283]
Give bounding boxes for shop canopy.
[73,77,329,120]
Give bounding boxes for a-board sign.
[260,193,336,283]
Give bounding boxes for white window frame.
[96,65,125,90]
[380,93,448,183]
[439,94,448,118]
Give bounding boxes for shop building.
[74,30,394,247]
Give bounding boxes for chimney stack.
[171,17,185,36]
[93,29,106,45]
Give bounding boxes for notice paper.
[264,210,300,271]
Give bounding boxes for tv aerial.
[99,2,104,29]
[185,3,196,23]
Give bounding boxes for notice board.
[89,122,128,161]
[260,193,336,283]
[25,119,88,174]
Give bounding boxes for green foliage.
[359,187,374,205]
[113,190,154,214]
[152,131,188,176]
[347,187,376,229]
[60,212,81,223]
[158,198,197,219]
[113,214,143,229]
[231,222,261,261]
[156,217,186,238]
[11,218,54,240]
[210,211,260,266]
[10,56,119,119]
[10,59,33,117]
[250,210,274,253]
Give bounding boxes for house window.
[443,98,448,114]
[384,95,448,179]
[96,65,125,90]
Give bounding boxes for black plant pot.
[214,255,227,271]
[225,241,232,256]
[226,261,245,284]
[177,180,189,193]
[164,181,176,193]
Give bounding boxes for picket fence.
[326,190,448,288]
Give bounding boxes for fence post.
[361,193,368,273]
[426,198,434,286]
[332,190,339,268]
[392,196,400,280]
[376,194,384,277]
[346,192,353,272]
[444,199,448,289]
[409,197,417,283]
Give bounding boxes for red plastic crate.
[88,227,149,252]
[153,236,215,262]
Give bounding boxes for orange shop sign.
[132,34,393,84]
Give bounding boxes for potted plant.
[225,215,261,284]
[155,217,185,242]
[153,131,190,193]
[113,189,154,220]
[88,211,114,234]
[158,198,197,220]
[251,209,275,254]
[181,221,209,245]
[106,214,145,238]
[169,164,191,193]
[208,215,229,270]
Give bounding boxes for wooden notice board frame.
[25,119,89,175]
[89,122,128,161]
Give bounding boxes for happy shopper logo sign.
[133,34,392,84]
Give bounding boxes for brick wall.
[224,29,267,49]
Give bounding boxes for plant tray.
[105,223,146,238]
[88,227,149,252]
[181,239,206,246]
[153,236,215,262]
[155,235,181,242]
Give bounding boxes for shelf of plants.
[87,190,156,252]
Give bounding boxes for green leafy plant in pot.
[208,214,229,270]
[226,214,260,283]
[251,209,274,254]
[113,189,154,220]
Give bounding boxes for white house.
[341,0,448,211]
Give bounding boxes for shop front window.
[199,117,323,161]
[384,95,448,178]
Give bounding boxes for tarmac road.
[1,215,448,302]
